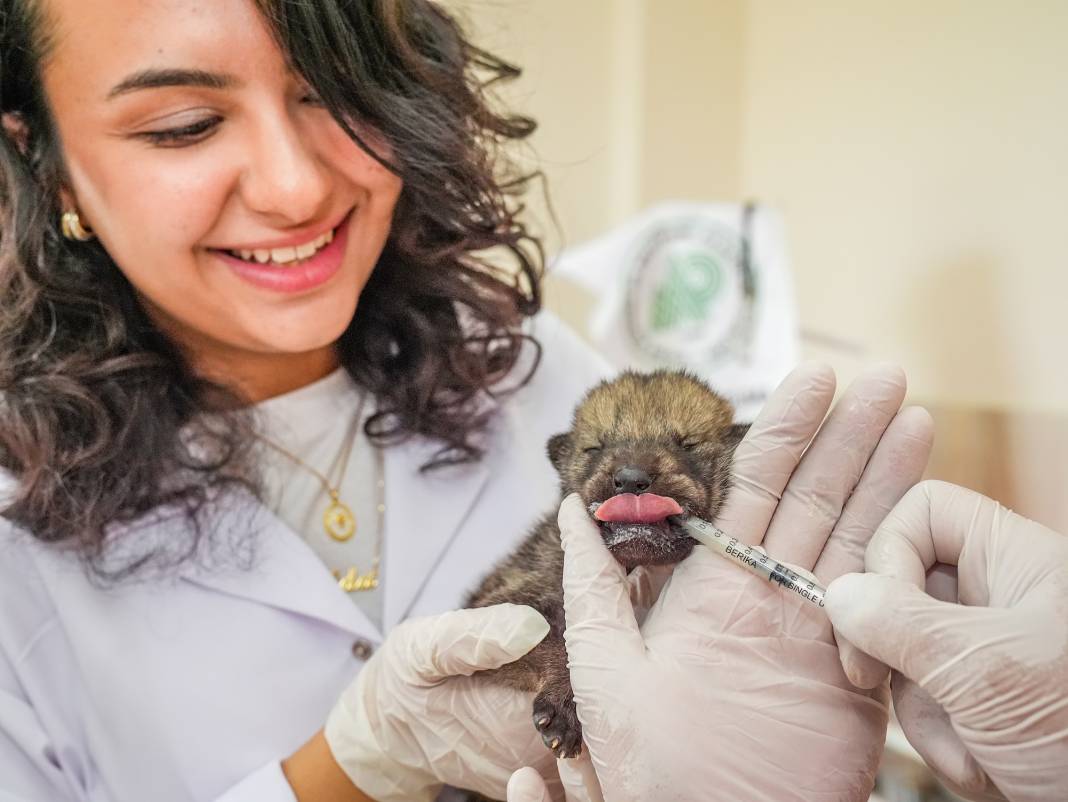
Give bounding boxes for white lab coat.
[0,315,608,802]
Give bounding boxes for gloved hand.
[324,603,567,802]
[506,767,555,802]
[825,480,1068,802]
[551,362,934,801]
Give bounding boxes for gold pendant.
[335,567,379,593]
[323,495,356,542]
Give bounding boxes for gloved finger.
[833,482,968,689]
[556,752,606,802]
[835,554,957,690]
[507,767,554,802]
[420,673,565,799]
[558,494,644,660]
[716,362,836,546]
[813,405,934,581]
[867,480,1067,604]
[825,572,1016,696]
[864,480,977,587]
[817,404,934,684]
[892,673,1006,801]
[763,364,907,569]
[398,604,550,684]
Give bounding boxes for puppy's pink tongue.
[594,493,684,523]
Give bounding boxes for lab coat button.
[351,639,375,660]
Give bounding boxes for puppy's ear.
[723,423,750,453]
[547,432,572,472]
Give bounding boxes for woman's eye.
[295,82,325,106]
[139,116,222,148]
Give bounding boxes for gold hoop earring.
[61,210,94,242]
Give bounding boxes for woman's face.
[38,0,404,399]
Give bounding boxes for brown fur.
[465,370,746,767]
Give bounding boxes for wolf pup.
[466,369,747,760]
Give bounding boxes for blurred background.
[445,1,1068,799]
[444,0,1068,531]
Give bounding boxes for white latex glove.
[324,604,568,802]
[507,767,554,802]
[825,480,1068,802]
[554,363,934,801]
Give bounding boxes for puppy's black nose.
[614,466,652,495]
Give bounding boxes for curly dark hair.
[0,0,544,579]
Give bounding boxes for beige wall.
[448,0,1068,415]
[739,0,1068,414]
[447,0,744,248]
[445,0,630,253]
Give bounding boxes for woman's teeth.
[227,228,334,266]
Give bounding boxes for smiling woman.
[0,1,609,801]
[0,0,540,572]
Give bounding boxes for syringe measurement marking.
[681,517,828,610]
[723,539,774,581]
[768,564,826,607]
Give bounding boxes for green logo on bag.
[625,215,756,364]
[650,248,724,331]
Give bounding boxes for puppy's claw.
[533,689,582,758]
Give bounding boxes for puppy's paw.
[532,688,582,759]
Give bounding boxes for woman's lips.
[211,210,351,294]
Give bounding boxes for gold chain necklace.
[257,408,385,593]
[257,413,361,543]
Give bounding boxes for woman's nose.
[240,116,332,225]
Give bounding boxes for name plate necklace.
[334,445,384,593]
[257,403,383,592]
